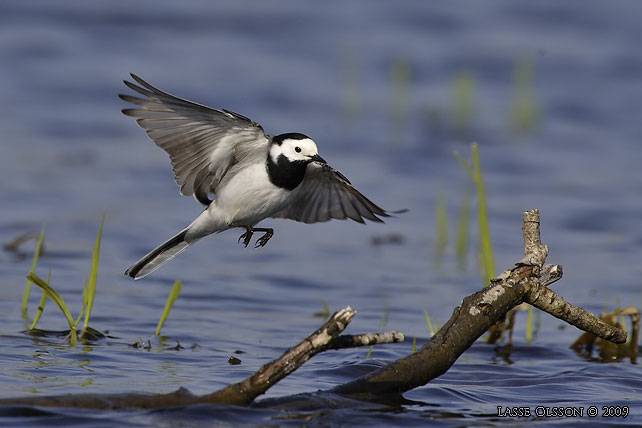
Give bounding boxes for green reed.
[81,215,104,338]
[21,225,45,317]
[509,57,540,134]
[434,189,448,267]
[452,70,476,134]
[454,143,495,286]
[23,218,105,345]
[27,272,78,346]
[366,303,389,359]
[423,307,439,337]
[29,269,51,330]
[315,299,330,318]
[388,59,411,144]
[155,280,183,336]
[455,184,472,270]
[20,216,187,344]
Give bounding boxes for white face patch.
[270,138,319,163]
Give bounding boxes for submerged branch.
[0,209,627,409]
[202,307,402,405]
[0,308,402,409]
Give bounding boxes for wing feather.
[119,73,268,204]
[317,185,331,222]
[272,162,392,224]
[328,181,345,219]
[300,185,321,223]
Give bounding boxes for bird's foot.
[254,229,274,248]
[232,225,274,248]
[234,225,254,248]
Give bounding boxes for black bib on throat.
[267,154,308,190]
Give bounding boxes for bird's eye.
[295,146,302,153]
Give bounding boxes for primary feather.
[120,74,268,205]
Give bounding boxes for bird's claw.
[237,230,253,247]
[233,225,273,248]
[254,230,274,248]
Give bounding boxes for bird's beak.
[309,154,326,164]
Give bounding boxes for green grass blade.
[455,144,496,286]
[316,299,330,318]
[434,189,448,267]
[68,329,77,346]
[21,225,45,316]
[27,272,75,328]
[471,143,495,285]
[75,280,88,328]
[27,272,77,345]
[155,280,183,336]
[81,215,104,337]
[29,269,51,330]
[509,57,539,134]
[411,337,416,354]
[453,151,474,180]
[366,304,389,359]
[452,70,475,133]
[388,59,411,144]
[423,307,436,337]
[455,184,472,270]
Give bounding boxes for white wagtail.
[121,74,400,279]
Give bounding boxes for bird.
[120,74,400,279]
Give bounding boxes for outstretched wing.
[119,73,269,205]
[272,161,391,224]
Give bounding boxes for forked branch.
[331,209,626,398]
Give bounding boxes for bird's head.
[270,133,326,165]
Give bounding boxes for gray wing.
[272,161,391,224]
[119,73,269,205]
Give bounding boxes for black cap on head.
[272,133,310,145]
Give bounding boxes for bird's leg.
[231,225,274,248]
[251,227,274,248]
[232,224,254,248]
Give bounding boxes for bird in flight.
[120,74,400,279]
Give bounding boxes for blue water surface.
[1,0,641,426]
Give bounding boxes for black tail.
[125,229,191,280]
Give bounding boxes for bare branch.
[332,270,540,398]
[519,209,548,266]
[203,307,357,405]
[331,209,627,399]
[328,331,405,349]
[539,264,563,287]
[524,283,626,343]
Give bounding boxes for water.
[1,0,641,425]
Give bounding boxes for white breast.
[213,162,297,226]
